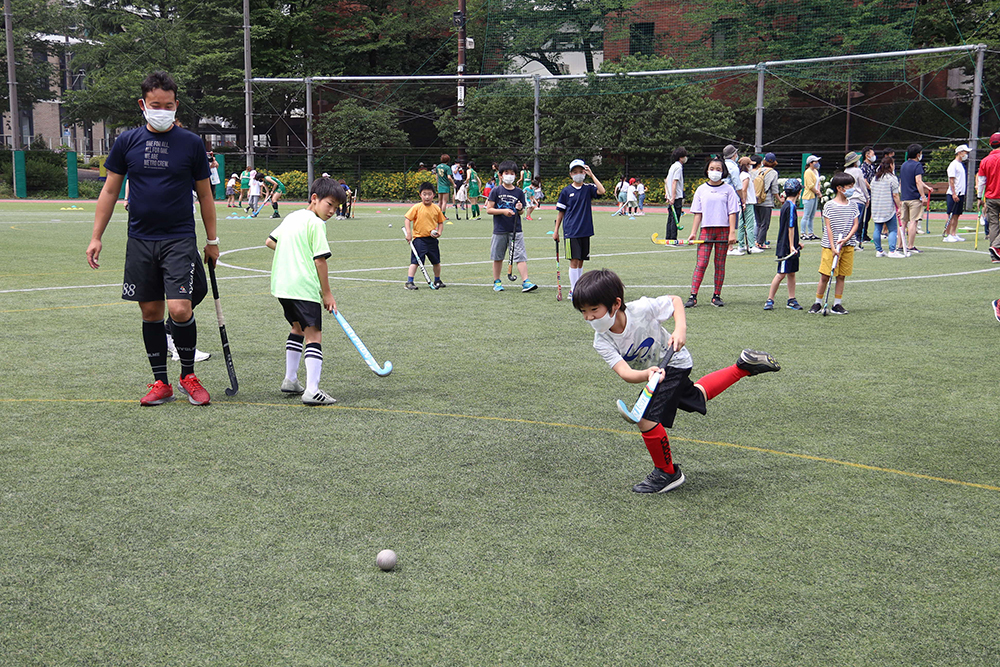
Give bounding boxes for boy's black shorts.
[122,236,201,302]
[568,236,591,262]
[279,298,323,331]
[642,366,707,428]
[410,236,441,265]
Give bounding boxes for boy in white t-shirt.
[626,178,639,218]
[573,268,780,494]
[265,177,347,405]
[944,144,969,242]
[247,170,263,213]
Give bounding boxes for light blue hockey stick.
[334,310,392,377]
[615,347,675,423]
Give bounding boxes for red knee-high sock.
[695,364,750,400]
[640,424,674,474]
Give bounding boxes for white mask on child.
[502,174,516,185]
[572,173,586,184]
[588,306,619,334]
[707,170,724,182]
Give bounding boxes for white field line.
[2,245,997,294]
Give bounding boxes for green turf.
[2,200,999,665]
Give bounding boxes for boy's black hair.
[829,171,855,189]
[141,71,178,99]
[309,177,347,203]
[497,159,518,174]
[572,268,626,313]
[531,178,540,186]
[862,145,875,156]
[703,157,725,178]
[418,181,434,193]
[906,143,923,159]
[670,146,687,163]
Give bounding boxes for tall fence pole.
[967,44,986,212]
[755,63,765,153]
[305,77,314,188]
[243,0,254,169]
[533,74,541,178]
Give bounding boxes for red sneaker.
[140,380,175,406]
[178,374,211,406]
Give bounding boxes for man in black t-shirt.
[86,71,219,406]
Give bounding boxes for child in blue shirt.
[485,160,538,293]
[553,158,606,295]
[764,179,804,310]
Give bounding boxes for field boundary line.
[2,397,997,493]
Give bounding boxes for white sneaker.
[942,235,958,243]
[728,247,746,256]
[954,235,966,242]
[887,250,906,258]
[171,348,211,362]
[281,378,305,394]
[748,246,765,254]
[303,389,337,406]
[875,250,887,257]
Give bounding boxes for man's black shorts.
[123,237,201,302]
[279,297,323,331]
[642,366,707,428]
[410,236,441,265]
[568,236,591,262]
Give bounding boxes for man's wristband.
[206,238,220,246]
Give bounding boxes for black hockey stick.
[208,260,239,396]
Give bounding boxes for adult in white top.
[944,144,969,242]
[665,146,687,239]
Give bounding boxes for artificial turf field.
[2,198,999,665]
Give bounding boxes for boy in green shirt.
[265,177,347,405]
[434,154,456,215]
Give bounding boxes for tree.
[314,97,409,157]
[0,0,62,116]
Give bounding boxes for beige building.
[1,34,109,157]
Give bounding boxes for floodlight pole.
[533,74,541,179]
[967,44,986,212]
[755,63,765,153]
[243,0,254,169]
[4,0,21,151]
[305,77,314,187]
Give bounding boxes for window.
[629,22,654,56]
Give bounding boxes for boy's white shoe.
[875,250,887,257]
[281,378,305,394]
[954,234,966,242]
[303,389,337,406]
[166,333,211,362]
[887,250,906,258]
[728,247,746,256]
[942,235,958,243]
[748,246,765,254]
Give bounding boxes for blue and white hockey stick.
[334,310,393,377]
[615,347,675,423]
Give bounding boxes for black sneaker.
[736,349,780,375]
[990,247,1000,262]
[632,465,685,494]
[786,298,803,310]
[434,279,446,288]
[270,212,280,218]
[808,303,822,314]
[830,304,849,315]
[711,295,725,307]
[404,282,418,290]
[684,295,697,308]
[908,246,922,254]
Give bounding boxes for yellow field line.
[2,397,997,493]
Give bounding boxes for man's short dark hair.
[310,177,347,203]
[882,147,896,159]
[418,181,434,193]
[141,71,178,100]
[907,143,923,159]
[498,160,517,174]
[830,171,855,189]
[572,268,626,313]
[671,146,688,163]
[862,145,874,156]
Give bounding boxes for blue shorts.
[946,194,965,216]
[410,236,441,265]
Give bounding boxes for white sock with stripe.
[304,343,323,394]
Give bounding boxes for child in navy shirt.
[553,158,606,295]
[764,179,804,311]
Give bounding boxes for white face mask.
[707,170,724,183]
[572,173,586,184]
[588,306,619,333]
[142,102,176,132]
[502,174,516,185]
[960,153,968,162]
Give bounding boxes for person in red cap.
[976,132,1000,263]
[626,177,639,218]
